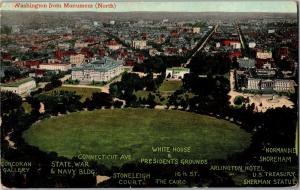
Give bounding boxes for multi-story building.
[248,42,256,48]
[192,27,201,33]
[74,41,89,48]
[106,40,122,50]
[246,78,295,92]
[70,54,85,66]
[0,77,36,95]
[273,80,296,92]
[132,40,147,49]
[237,57,255,68]
[247,78,261,90]
[166,67,190,80]
[39,63,72,71]
[71,56,124,82]
[256,51,272,59]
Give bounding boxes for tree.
[1,92,22,116]
[2,68,22,82]
[50,77,62,88]
[85,92,113,109]
[44,83,54,91]
[113,100,123,108]
[234,96,244,105]
[147,93,156,108]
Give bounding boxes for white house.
[166,67,190,80]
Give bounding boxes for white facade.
[192,27,201,33]
[230,42,241,49]
[74,42,89,48]
[247,78,295,92]
[268,29,275,34]
[71,57,124,82]
[256,51,272,59]
[1,78,36,95]
[274,80,295,92]
[72,66,123,82]
[247,78,260,90]
[166,67,190,80]
[40,63,72,71]
[70,54,85,66]
[248,42,256,48]
[107,44,122,50]
[132,40,147,49]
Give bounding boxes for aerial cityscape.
[0,1,298,188]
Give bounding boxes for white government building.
[39,63,72,71]
[247,78,295,92]
[256,51,273,59]
[71,56,124,83]
[0,77,36,95]
[166,67,190,80]
[70,54,85,66]
[132,40,147,49]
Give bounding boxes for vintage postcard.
[0,0,298,188]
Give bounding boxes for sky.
[1,1,298,13]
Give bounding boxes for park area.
[43,86,102,102]
[159,80,183,92]
[23,108,251,168]
[135,80,186,105]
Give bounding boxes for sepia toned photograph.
[0,0,298,188]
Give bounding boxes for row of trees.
[187,53,232,75]
[1,68,25,83]
[133,56,188,73]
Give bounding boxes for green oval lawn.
[23,108,251,167]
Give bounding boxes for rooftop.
[237,57,255,68]
[72,56,123,72]
[0,77,35,87]
[167,67,190,72]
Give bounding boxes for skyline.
[1,1,298,13]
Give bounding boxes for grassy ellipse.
[23,108,251,167]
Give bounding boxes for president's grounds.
[23,108,251,167]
